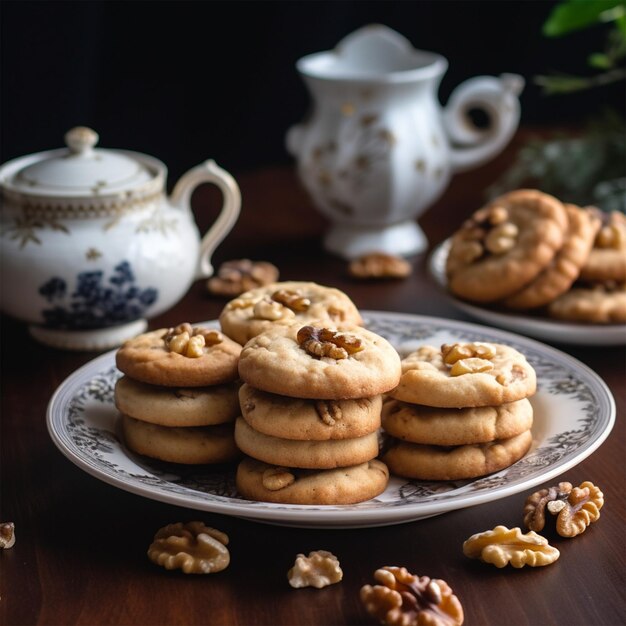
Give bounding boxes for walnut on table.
[463,525,559,568]
[0,522,15,549]
[147,521,230,574]
[360,566,464,626]
[524,480,604,538]
[207,259,279,296]
[287,550,343,589]
[348,253,412,279]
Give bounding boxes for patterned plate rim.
[46,312,616,527]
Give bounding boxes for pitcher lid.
[1,127,157,197]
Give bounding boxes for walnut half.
[288,550,343,589]
[148,521,230,574]
[0,522,15,549]
[349,253,412,279]
[163,323,223,358]
[297,325,364,360]
[524,480,604,538]
[360,566,464,626]
[207,259,279,296]
[463,525,559,568]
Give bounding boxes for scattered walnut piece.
[360,566,464,626]
[288,550,343,589]
[163,323,223,357]
[524,481,604,538]
[463,525,559,568]
[207,259,280,296]
[262,466,295,491]
[0,522,15,549]
[349,252,412,279]
[297,325,364,360]
[148,521,230,574]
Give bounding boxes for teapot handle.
[442,73,524,173]
[170,160,241,279]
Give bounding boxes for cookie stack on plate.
[233,322,402,505]
[381,341,536,481]
[445,189,625,324]
[115,323,242,465]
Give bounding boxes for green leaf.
[543,0,625,37]
[588,52,614,68]
[534,73,593,94]
[617,13,626,36]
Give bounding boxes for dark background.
[1,0,623,183]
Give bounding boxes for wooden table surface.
[2,136,625,626]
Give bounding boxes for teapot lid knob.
[64,126,99,155]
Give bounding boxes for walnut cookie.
[382,430,532,481]
[218,281,363,345]
[115,376,240,427]
[502,204,601,309]
[445,189,569,303]
[390,342,536,408]
[237,322,401,400]
[547,282,626,324]
[239,383,382,441]
[382,397,533,446]
[579,210,626,282]
[235,457,389,505]
[116,326,241,387]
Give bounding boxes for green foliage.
[543,0,625,37]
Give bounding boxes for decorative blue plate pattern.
[47,312,615,528]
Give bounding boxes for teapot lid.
[2,127,156,197]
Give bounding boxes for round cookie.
[579,211,626,282]
[382,430,533,480]
[121,415,239,464]
[116,327,241,387]
[446,189,568,302]
[236,457,389,505]
[234,417,379,469]
[547,283,626,324]
[390,343,536,408]
[238,323,401,399]
[502,205,601,309]
[114,376,240,427]
[219,281,363,345]
[382,398,533,446]
[239,383,382,440]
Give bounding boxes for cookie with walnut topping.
[390,342,536,408]
[579,210,626,282]
[115,325,241,387]
[237,322,401,400]
[218,281,363,345]
[446,189,568,302]
[547,282,626,323]
[235,457,389,504]
[239,383,382,440]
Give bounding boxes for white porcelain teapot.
[287,25,524,259]
[0,127,241,350]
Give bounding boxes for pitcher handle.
[170,159,241,279]
[443,73,524,173]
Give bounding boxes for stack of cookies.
[445,189,626,324]
[115,323,242,465]
[382,341,536,481]
[233,322,402,505]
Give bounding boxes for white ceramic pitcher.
[286,25,524,259]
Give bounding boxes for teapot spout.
[443,73,524,173]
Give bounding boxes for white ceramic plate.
[429,240,626,346]
[47,312,615,528]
